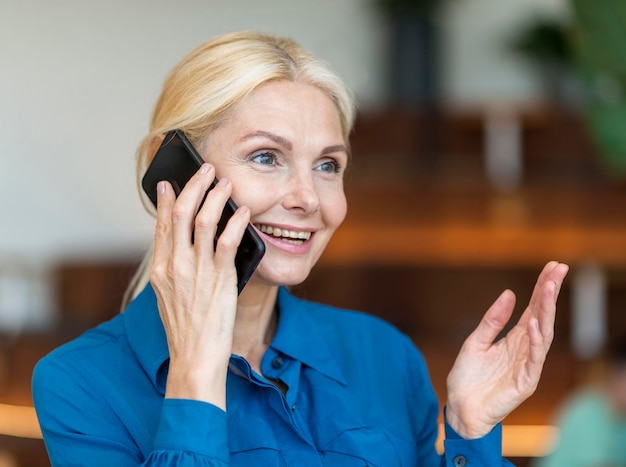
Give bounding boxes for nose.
[282,169,320,214]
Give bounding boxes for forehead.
[228,80,343,133]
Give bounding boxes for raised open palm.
[445,261,569,439]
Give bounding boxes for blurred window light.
[571,263,607,360]
[0,403,41,439]
[0,257,55,334]
[484,105,523,193]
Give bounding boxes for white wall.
[0,0,570,269]
[440,0,570,107]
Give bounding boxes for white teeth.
[255,224,312,242]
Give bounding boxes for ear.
[146,133,166,163]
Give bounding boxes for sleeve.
[441,413,515,467]
[148,399,230,466]
[32,356,230,466]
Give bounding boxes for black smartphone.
[141,129,265,294]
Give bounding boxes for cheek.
[322,188,347,229]
[229,179,267,209]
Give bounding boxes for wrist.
[165,360,228,410]
[445,404,493,440]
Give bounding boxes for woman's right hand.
[150,163,251,410]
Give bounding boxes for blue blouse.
[33,284,512,466]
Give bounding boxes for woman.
[33,31,569,466]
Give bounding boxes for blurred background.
[2,0,626,465]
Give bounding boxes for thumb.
[469,289,516,349]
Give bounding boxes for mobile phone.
[141,129,265,294]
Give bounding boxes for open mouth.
[255,224,312,245]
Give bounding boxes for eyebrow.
[241,130,292,150]
[321,144,349,156]
[241,130,348,157]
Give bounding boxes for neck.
[231,283,280,372]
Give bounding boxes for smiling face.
[200,80,348,287]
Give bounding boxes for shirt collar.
[272,287,347,385]
[122,283,347,392]
[122,283,170,393]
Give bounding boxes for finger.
[537,279,558,351]
[548,263,569,298]
[469,289,516,349]
[213,205,252,274]
[193,177,235,257]
[170,163,216,251]
[542,263,569,346]
[531,264,568,357]
[526,317,545,389]
[523,262,568,327]
[526,261,559,314]
[214,205,251,263]
[153,180,176,267]
[527,279,559,382]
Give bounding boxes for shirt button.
[271,357,284,369]
[453,455,466,467]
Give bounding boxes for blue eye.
[316,160,341,173]
[251,151,277,165]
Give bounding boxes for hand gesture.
[445,261,569,439]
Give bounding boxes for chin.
[254,262,313,288]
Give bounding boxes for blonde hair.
[122,31,356,309]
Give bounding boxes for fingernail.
[216,177,229,187]
[157,181,166,195]
[200,163,211,174]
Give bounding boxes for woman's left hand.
[445,261,569,439]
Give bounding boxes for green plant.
[374,0,439,16]
[570,0,626,174]
[511,17,573,67]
